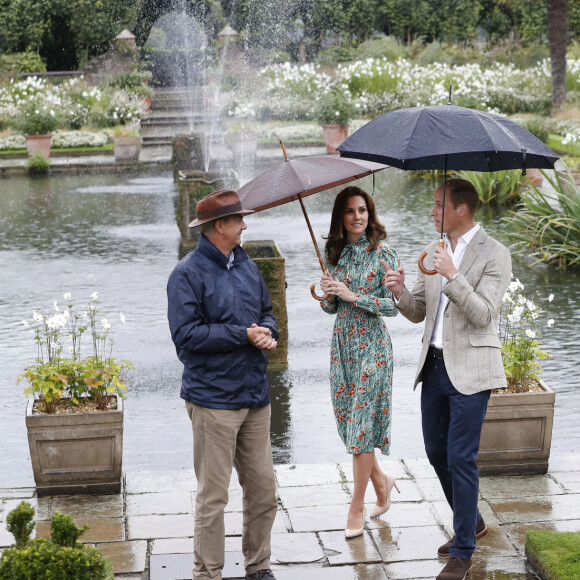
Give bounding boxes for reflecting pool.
[1,169,578,479]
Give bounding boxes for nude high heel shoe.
[370,473,400,518]
[345,506,366,538]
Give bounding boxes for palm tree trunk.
[547,0,569,111]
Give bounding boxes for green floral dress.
[321,235,399,455]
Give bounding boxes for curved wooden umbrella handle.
[310,284,330,301]
[418,240,445,276]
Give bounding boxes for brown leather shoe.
[438,518,487,557]
[436,556,472,580]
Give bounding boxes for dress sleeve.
[351,245,399,317]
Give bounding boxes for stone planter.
[25,134,52,159]
[477,381,555,476]
[113,136,140,163]
[26,396,124,496]
[322,124,348,154]
[243,240,288,369]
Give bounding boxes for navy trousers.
[420,354,490,560]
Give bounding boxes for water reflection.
[0,168,579,479]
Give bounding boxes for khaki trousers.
[186,402,277,580]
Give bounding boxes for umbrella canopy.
[338,104,559,172]
[237,154,387,212]
[237,148,388,300]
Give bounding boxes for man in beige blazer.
[384,179,511,580]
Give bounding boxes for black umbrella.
[338,101,559,274]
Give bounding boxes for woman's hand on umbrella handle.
[312,274,333,302]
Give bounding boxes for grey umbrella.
[338,100,559,274]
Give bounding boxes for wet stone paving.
[1,453,579,579]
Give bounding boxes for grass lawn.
[525,530,580,580]
[547,134,580,157]
[0,144,113,156]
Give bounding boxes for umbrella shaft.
[298,195,328,275]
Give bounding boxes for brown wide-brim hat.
[188,189,254,228]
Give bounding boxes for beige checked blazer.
[396,227,512,395]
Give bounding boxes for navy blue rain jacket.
[167,234,278,410]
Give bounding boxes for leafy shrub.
[6,501,35,548]
[504,168,580,269]
[15,107,60,135]
[458,169,526,205]
[314,88,357,126]
[0,503,110,580]
[521,117,550,143]
[0,51,46,76]
[26,153,50,175]
[316,44,358,65]
[356,36,406,61]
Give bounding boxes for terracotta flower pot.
[25,134,52,159]
[322,124,348,154]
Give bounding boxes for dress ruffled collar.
[338,234,371,266]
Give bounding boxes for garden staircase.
[140,88,219,149]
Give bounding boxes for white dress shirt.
[430,223,480,349]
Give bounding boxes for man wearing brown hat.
[167,190,279,580]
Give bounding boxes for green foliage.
[503,168,580,270]
[526,530,580,580]
[316,45,358,66]
[15,107,60,135]
[314,88,356,126]
[105,65,153,99]
[499,280,553,391]
[19,292,133,413]
[0,51,46,76]
[6,502,35,548]
[0,503,110,580]
[458,170,525,206]
[51,511,88,547]
[25,153,50,174]
[355,36,406,61]
[520,117,549,143]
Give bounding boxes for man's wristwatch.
[450,272,460,282]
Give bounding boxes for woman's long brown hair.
[324,186,386,266]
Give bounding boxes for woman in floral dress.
[320,186,400,538]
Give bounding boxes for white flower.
[119,312,126,324]
[508,281,519,292]
[547,319,554,327]
[33,311,43,322]
[22,320,29,326]
[101,318,111,331]
[526,300,536,311]
[532,312,538,319]
[54,301,59,311]
[525,329,536,338]
[63,292,72,300]
[517,295,526,304]
[91,292,98,301]
[69,347,74,353]
[548,293,554,302]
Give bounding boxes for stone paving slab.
[319,530,382,565]
[479,475,565,499]
[96,540,148,574]
[3,462,580,578]
[490,493,580,523]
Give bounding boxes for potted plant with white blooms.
[477,279,556,476]
[314,87,356,154]
[20,292,133,496]
[16,105,60,159]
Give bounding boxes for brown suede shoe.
[436,556,473,580]
[438,518,487,557]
